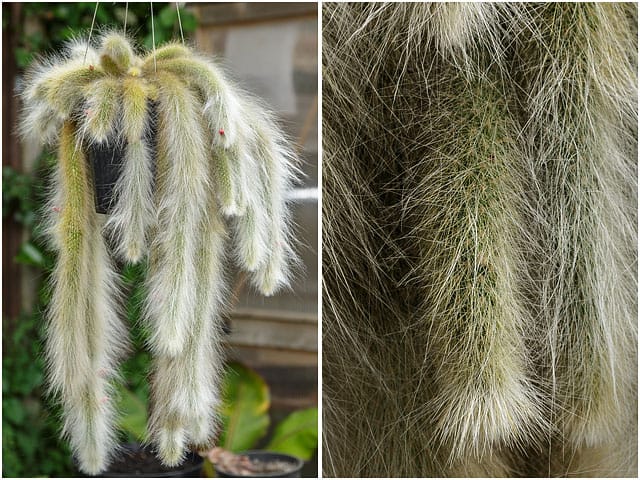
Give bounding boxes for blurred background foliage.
[2,3,196,477]
[11,2,197,69]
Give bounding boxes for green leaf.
[179,10,197,32]
[16,430,38,459]
[159,6,177,28]
[15,47,33,68]
[219,362,270,452]
[116,387,147,441]
[203,459,216,478]
[142,33,153,50]
[154,30,168,46]
[15,242,45,268]
[11,362,43,395]
[4,398,26,424]
[265,408,318,460]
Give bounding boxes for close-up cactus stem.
[322,2,637,477]
[20,31,297,475]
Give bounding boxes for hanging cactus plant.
[19,32,298,475]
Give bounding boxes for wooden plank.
[195,2,317,27]
[231,307,317,324]
[228,345,317,368]
[228,316,317,351]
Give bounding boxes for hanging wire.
[176,2,185,44]
[77,2,101,155]
[83,2,100,64]
[150,2,157,73]
[123,2,128,35]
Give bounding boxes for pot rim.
[95,443,204,478]
[213,450,304,478]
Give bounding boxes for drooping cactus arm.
[26,60,104,120]
[47,121,123,475]
[47,121,94,404]
[230,143,270,273]
[100,32,135,72]
[144,56,247,148]
[250,119,298,296]
[150,143,227,465]
[142,41,192,65]
[19,100,63,145]
[210,133,280,281]
[144,70,210,357]
[183,199,228,448]
[105,76,156,263]
[81,77,122,144]
[79,211,129,474]
[409,75,540,463]
[20,42,101,144]
[149,411,187,467]
[517,3,637,454]
[150,201,228,466]
[210,145,239,215]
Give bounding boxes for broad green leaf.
[219,362,270,452]
[265,408,318,460]
[116,387,147,441]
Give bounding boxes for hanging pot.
[87,102,158,214]
[84,443,204,478]
[87,139,126,214]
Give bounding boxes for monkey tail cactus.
[516,3,638,464]
[20,32,298,473]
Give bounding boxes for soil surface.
[209,448,298,476]
[221,456,296,476]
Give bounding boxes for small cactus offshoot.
[20,32,298,475]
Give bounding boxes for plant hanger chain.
[176,2,185,45]
[150,1,157,73]
[77,2,100,158]
[123,2,128,35]
[83,1,99,64]
[83,2,182,72]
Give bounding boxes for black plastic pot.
[87,103,157,214]
[88,140,126,214]
[88,443,204,478]
[214,451,304,478]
